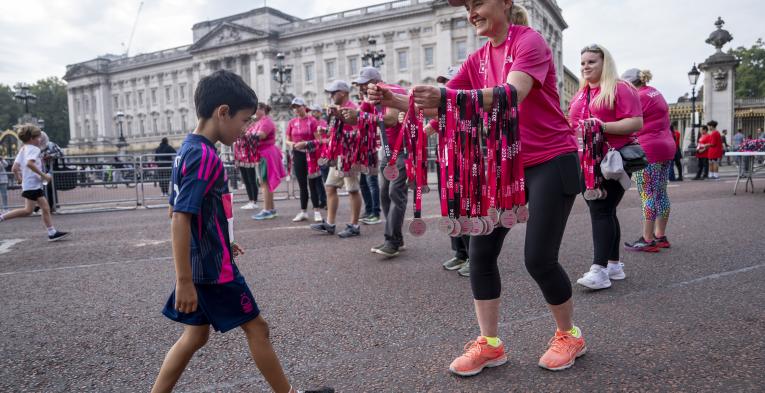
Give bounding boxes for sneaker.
[360,215,381,225]
[576,265,611,289]
[292,211,309,222]
[337,224,360,238]
[313,211,323,222]
[654,236,671,249]
[252,210,276,220]
[457,259,471,277]
[359,212,371,221]
[370,243,385,253]
[538,329,587,371]
[373,243,399,257]
[624,237,659,252]
[293,387,335,393]
[442,257,467,271]
[448,336,508,377]
[241,202,258,210]
[606,262,626,280]
[310,221,336,235]
[48,231,70,242]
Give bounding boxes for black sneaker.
[298,388,335,393]
[624,237,659,252]
[310,221,336,235]
[337,224,360,238]
[373,243,399,257]
[48,231,70,242]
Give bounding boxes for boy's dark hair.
[706,120,718,128]
[194,70,258,119]
[18,124,42,143]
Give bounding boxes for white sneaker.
[313,211,323,222]
[241,202,257,210]
[292,211,309,222]
[576,264,612,289]
[607,262,626,280]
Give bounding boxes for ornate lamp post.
[114,111,128,150]
[13,83,37,114]
[269,52,294,108]
[687,63,701,151]
[361,37,386,68]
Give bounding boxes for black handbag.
[618,143,648,173]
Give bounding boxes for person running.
[0,124,69,241]
[252,103,287,220]
[151,70,332,393]
[693,126,710,180]
[286,97,323,223]
[155,138,177,197]
[310,80,363,239]
[309,105,329,209]
[371,0,586,373]
[706,120,724,179]
[345,66,406,255]
[0,156,8,213]
[669,122,683,181]
[569,45,643,290]
[621,69,675,252]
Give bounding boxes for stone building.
[64,0,568,154]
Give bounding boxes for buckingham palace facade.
[63,0,567,154]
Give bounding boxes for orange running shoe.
[538,330,587,371]
[449,336,508,377]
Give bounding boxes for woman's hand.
[340,108,359,125]
[367,84,392,106]
[411,85,442,109]
[294,141,307,150]
[232,242,244,257]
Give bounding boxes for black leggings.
[239,166,259,202]
[696,157,709,179]
[585,178,627,267]
[292,150,321,210]
[469,152,580,306]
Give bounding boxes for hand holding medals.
[580,118,608,200]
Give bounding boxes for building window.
[181,114,187,131]
[304,63,314,82]
[397,50,408,72]
[152,117,158,133]
[125,92,131,108]
[84,98,89,112]
[257,65,264,75]
[166,115,173,132]
[138,91,144,106]
[76,99,80,112]
[179,84,186,101]
[113,95,119,108]
[165,86,171,103]
[348,57,359,77]
[127,120,132,135]
[326,59,336,80]
[424,26,433,33]
[455,40,467,61]
[423,46,435,67]
[140,119,145,135]
[151,88,157,105]
[454,19,467,28]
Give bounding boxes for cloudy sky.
[0,0,763,102]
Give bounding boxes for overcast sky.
[1,0,763,102]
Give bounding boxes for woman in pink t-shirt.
[286,98,323,223]
[621,69,675,251]
[370,0,585,375]
[568,44,643,289]
[234,115,260,211]
[251,103,288,221]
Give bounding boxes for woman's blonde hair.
[508,3,529,26]
[638,70,653,85]
[579,43,621,110]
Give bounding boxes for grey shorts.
[325,167,360,192]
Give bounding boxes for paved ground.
[1,176,764,392]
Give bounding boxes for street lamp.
[269,52,294,108]
[114,111,127,149]
[687,63,701,151]
[13,83,37,115]
[361,37,386,68]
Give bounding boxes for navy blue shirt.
[170,134,237,284]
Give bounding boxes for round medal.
[515,205,529,223]
[408,218,427,237]
[584,189,598,200]
[499,210,517,229]
[438,217,455,234]
[449,219,462,238]
[421,184,430,194]
[458,217,472,235]
[470,217,483,236]
[383,165,399,181]
[487,208,500,227]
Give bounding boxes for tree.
[0,84,23,131]
[30,77,70,147]
[730,38,765,99]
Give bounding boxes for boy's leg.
[151,325,211,393]
[1,198,35,221]
[36,196,53,229]
[241,316,291,393]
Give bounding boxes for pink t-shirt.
[286,116,318,143]
[340,100,359,132]
[635,86,675,163]
[568,80,642,151]
[448,25,577,168]
[254,115,276,148]
[360,84,407,142]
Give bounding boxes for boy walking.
[152,70,332,393]
[0,124,68,241]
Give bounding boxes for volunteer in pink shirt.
[621,69,675,251]
[251,103,288,221]
[286,97,323,223]
[568,44,643,289]
[370,0,585,375]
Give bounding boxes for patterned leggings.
[635,161,671,221]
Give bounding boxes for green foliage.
[0,77,69,147]
[0,84,23,131]
[730,38,765,99]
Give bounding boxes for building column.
[408,28,422,84]
[383,31,396,83]
[436,18,453,76]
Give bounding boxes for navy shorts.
[162,273,260,333]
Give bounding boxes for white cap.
[290,97,307,107]
[437,66,460,83]
[309,104,322,112]
[621,68,641,84]
[353,67,383,85]
[325,80,351,93]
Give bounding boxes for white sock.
[47,227,56,236]
[0,214,5,222]
[608,261,622,267]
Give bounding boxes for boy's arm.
[171,212,197,313]
[26,160,52,182]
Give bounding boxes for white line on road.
[0,256,172,277]
[0,239,25,255]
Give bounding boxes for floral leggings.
[635,161,671,221]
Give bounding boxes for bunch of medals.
[236,129,260,167]
[317,107,378,176]
[436,84,528,238]
[393,95,429,237]
[304,139,322,179]
[580,119,607,200]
